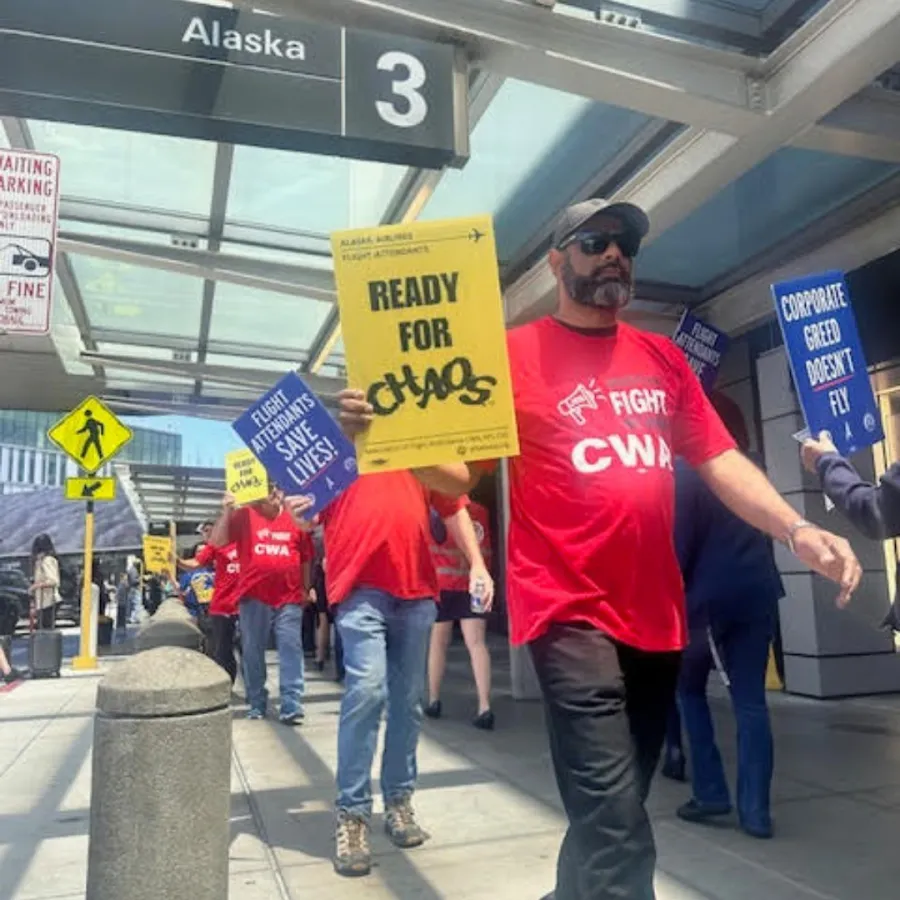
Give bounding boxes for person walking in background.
[672,393,784,840]
[425,499,495,729]
[115,572,129,632]
[126,555,141,624]
[211,484,313,724]
[29,534,60,630]
[802,430,900,630]
[287,478,492,879]
[195,539,242,685]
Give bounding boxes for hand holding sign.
[800,431,838,474]
[337,388,374,438]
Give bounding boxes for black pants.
[530,624,681,900]
[210,614,239,685]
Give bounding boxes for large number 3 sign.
[376,51,428,129]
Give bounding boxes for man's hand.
[791,525,861,608]
[469,564,495,614]
[222,491,236,511]
[801,431,838,474]
[285,495,316,528]
[337,389,373,439]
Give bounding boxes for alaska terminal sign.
[0,0,469,169]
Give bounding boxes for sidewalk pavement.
[2,634,900,899]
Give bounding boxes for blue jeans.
[678,616,774,829]
[334,589,436,818]
[239,599,305,716]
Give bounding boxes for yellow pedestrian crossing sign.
[48,396,133,474]
[65,476,117,502]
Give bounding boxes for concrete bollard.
[135,598,203,652]
[87,647,232,900]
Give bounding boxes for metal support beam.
[56,235,336,301]
[196,143,235,395]
[81,352,346,398]
[624,0,900,241]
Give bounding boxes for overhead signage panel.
[0,0,468,170]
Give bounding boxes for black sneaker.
[3,668,23,685]
[661,750,686,782]
[384,796,429,848]
[334,812,371,877]
[424,700,442,719]
[473,710,495,730]
[676,798,731,824]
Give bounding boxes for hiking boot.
[384,796,428,848]
[334,812,371,877]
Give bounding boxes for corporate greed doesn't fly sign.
[233,372,358,517]
[772,270,882,457]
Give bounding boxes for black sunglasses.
[558,230,641,259]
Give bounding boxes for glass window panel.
[70,256,204,335]
[208,282,331,355]
[218,240,333,269]
[29,120,217,215]
[638,149,900,288]
[228,149,406,233]
[105,368,195,388]
[205,353,296,373]
[97,343,181,361]
[422,80,592,223]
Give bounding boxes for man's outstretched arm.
[697,449,861,606]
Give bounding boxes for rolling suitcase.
[30,604,62,678]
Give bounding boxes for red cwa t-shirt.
[230,505,313,608]
[505,318,735,652]
[196,542,242,617]
[431,500,492,593]
[322,472,466,607]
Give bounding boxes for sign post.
[772,271,883,456]
[0,147,60,334]
[47,396,134,671]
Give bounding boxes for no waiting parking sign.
[0,148,60,335]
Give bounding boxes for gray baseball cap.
[551,198,650,249]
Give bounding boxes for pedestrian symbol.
[48,397,133,475]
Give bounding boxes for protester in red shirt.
[196,541,242,685]
[287,472,492,879]
[211,485,312,724]
[336,198,862,900]
[425,499,495,729]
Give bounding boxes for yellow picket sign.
[143,535,173,576]
[331,215,519,474]
[225,448,268,505]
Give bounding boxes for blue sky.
[122,414,244,468]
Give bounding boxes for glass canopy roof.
[3,0,898,420]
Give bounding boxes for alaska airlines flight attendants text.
[336,198,862,900]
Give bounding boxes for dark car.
[0,568,30,636]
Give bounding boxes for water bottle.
[470,576,488,615]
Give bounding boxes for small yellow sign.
[65,476,117,502]
[48,396,134,474]
[331,215,519,473]
[143,535,173,576]
[225,448,268,506]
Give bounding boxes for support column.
[757,347,900,697]
[498,459,541,701]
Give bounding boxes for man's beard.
[561,259,632,310]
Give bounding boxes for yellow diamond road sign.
[65,476,117,503]
[48,396,133,474]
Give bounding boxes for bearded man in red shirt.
[337,198,862,900]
